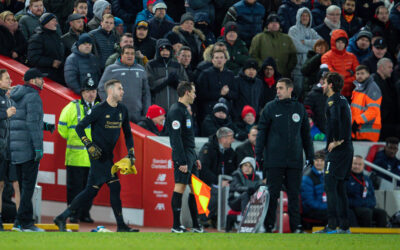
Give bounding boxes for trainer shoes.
[171,225,187,233]
[22,225,45,232]
[191,226,206,233]
[313,227,337,234]
[11,224,24,232]
[336,228,351,234]
[117,224,140,232]
[54,216,67,232]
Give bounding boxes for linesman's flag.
[191,174,211,216]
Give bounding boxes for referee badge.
[172,120,180,130]
[186,119,191,128]
[292,113,300,123]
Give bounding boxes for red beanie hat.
[146,104,166,119]
[241,105,256,120]
[147,0,157,7]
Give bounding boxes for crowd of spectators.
[2,0,400,231]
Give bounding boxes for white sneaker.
[171,225,187,233]
[22,225,45,232]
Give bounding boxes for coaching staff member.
[315,72,353,234]
[54,79,138,232]
[166,81,203,233]
[255,78,314,233]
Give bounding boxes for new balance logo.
[155,203,165,211]
[156,174,166,182]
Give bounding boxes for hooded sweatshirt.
[88,0,110,31]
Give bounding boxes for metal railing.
[364,160,400,190]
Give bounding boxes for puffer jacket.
[172,25,205,67]
[9,84,43,164]
[321,29,359,98]
[277,0,304,33]
[0,88,12,160]
[88,26,119,70]
[64,44,101,94]
[186,0,215,25]
[347,172,376,209]
[346,33,372,64]
[18,9,40,40]
[301,166,327,214]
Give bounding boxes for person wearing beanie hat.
[234,104,257,141]
[147,1,175,39]
[201,102,237,137]
[194,12,216,47]
[164,31,183,56]
[137,104,167,135]
[87,0,111,31]
[134,0,174,26]
[346,29,372,64]
[222,0,265,47]
[64,32,101,94]
[57,74,98,223]
[114,17,124,37]
[62,13,86,56]
[180,12,194,25]
[218,21,250,75]
[27,11,66,84]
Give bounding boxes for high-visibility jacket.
[351,76,382,142]
[58,99,95,167]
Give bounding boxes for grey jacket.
[98,60,151,123]
[10,84,43,164]
[18,10,40,40]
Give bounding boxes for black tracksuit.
[255,97,314,232]
[324,92,354,230]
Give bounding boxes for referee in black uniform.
[54,79,138,232]
[166,81,203,233]
[315,72,354,234]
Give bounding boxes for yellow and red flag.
[191,174,211,216]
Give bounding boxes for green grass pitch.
[0,232,398,249]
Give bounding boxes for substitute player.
[54,79,138,232]
[166,81,203,233]
[315,72,354,234]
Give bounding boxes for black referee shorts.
[174,149,198,185]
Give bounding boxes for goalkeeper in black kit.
[314,72,354,234]
[54,79,139,232]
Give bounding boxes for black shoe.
[117,224,139,232]
[79,216,94,223]
[69,216,79,223]
[293,229,306,233]
[54,216,67,232]
[171,225,187,233]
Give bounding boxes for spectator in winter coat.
[249,14,297,78]
[218,21,250,75]
[164,31,183,58]
[301,39,329,94]
[87,0,111,31]
[347,155,388,227]
[137,104,167,136]
[340,0,362,39]
[172,13,205,68]
[145,39,188,110]
[315,5,342,45]
[64,33,101,94]
[277,0,305,33]
[288,7,322,98]
[321,29,359,99]
[346,29,372,65]
[135,0,173,26]
[234,105,257,141]
[88,14,118,71]
[196,49,237,123]
[148,1,175,40]
[61,14,85,57]
[98,45,151,123]
[177,46,195,82]
[27,13,65,85]
[223,0,265,47]
[311,0,331,27]
[18,0,44,40]
[233,59,263,121]
[373,137,400,187]
[111,0,142,32]
[0,11,27,63]
[373,58,398,141]
[389,2,400,34]
[201,102,238,138]
[301,150,328,224]
[194,12,215,47]
[235,125,259,170]
[304,66,329,134]
[258,57,281,106]
[105,33,146,68]
[355,0,384,24]
[134,21,156,60]
[194,42,228,82]
[43,0,74,33]
[73,0,89,18]
[186,0,215,25]
[362,38,391,75]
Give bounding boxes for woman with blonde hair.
[0,10,27,63]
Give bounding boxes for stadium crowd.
[1,0,400,232]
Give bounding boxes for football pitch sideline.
[0,232,398,249]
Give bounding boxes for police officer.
[315,72,354,234]
[0,69,16,231]
[58,79,98,223]
[255,78,314,233]
[166,81,203,233]
[54,79,138,232]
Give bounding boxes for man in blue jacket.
[301,150,328,224]
[347,155,387,227]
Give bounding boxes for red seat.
[365,144,384,171]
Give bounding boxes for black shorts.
[7,163,17,182]
[325,145,354,180]
[0,158,7,181]
[174,149,198,185]
[87,157,118,186]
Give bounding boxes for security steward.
[57,79,98,223]
[166,81,203,233]
[255,78,314,233]
[315,72,354,234]
[0,69,16,231]
[54,79,138,232]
